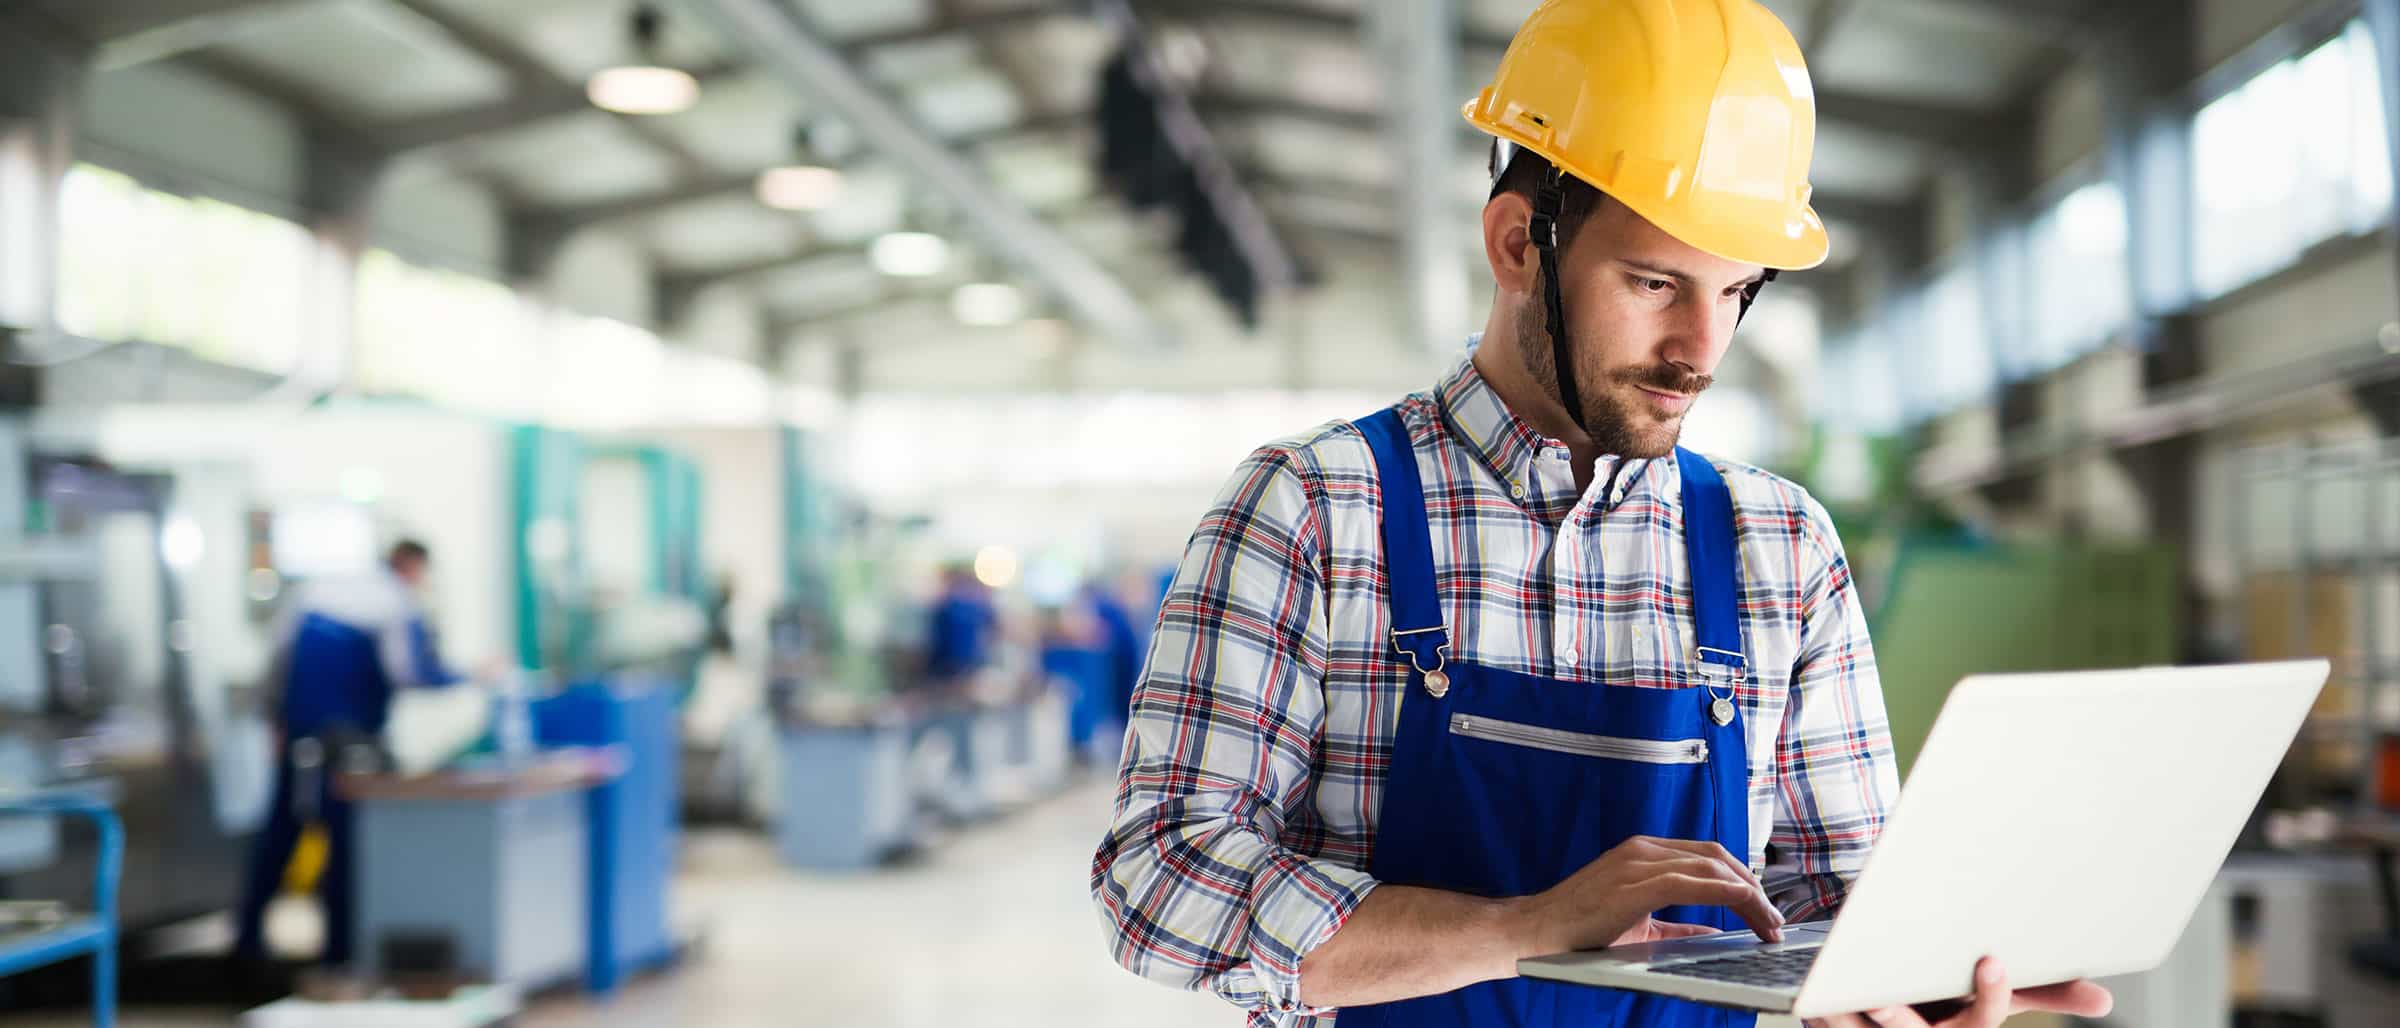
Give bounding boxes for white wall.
[35,406,519,667]
[643,426,786,637]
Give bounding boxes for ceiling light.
[587,6,697,115]
[588,65,698,115]
[871,232,949,277]
[756,165,845,211]
[952,283,1025,327]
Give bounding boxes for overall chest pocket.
[1448,713,1708,764]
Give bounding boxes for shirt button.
[1510,483,1527,500]
[1561,647,1581,664]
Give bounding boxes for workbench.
[339,750,620,993]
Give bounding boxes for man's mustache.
[1610,365,1713,397]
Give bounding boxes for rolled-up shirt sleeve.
[1762,492,1900,922]
[1091,444,1378,1017]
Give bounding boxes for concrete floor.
[1,779,1225,1027]
[0,778,2188,1028]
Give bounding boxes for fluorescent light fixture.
[587,65,699,115]
[951,283,1025,327]
[871,232,949,277]
[755,166,845,211]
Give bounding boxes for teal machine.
[511,426,706,686]
[506,425,699,993]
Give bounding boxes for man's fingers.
[2011,979,2114,1017]
[1655,854,1783,939]
[1651,873,1783,943]
[1645,920,1721,940]
[1863,1007,1930,1027]
[1639,836,1763,888]
[1949,959,2010,1027]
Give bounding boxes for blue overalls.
[1342,408,1755,1028]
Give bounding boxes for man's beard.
[1518,291,1712,458]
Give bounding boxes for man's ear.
[1482,192,1537,297]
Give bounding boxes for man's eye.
[1638,278,1673,294]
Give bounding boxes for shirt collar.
[1435,349,1672,512]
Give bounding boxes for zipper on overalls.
[1448,713,1709,764]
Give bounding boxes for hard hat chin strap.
[1530,165,1587,436]
[1523,160,1777,440]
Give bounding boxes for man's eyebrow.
[1620,260,1767,291]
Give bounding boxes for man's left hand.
[1806,957,2112,1027]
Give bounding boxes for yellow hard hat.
[1465,0,1829,271]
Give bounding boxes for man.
[1090,3,2115,1027]
[923,562,999,685]
[234,539,465,967]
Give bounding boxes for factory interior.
[0,0,2398,1025]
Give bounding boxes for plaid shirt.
[1091,355,1899,1026]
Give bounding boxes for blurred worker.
[234,539,466,967]
[1091,4,2112,1028]
[1083,578,1146,737]
[1037,601,1112,760]
[922,562,998,686]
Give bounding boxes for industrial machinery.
[0,422,267,937]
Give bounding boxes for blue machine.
[531,680,680,995]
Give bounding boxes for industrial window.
[2024,181,2132,371]
[1908,263,1996,416]
[356,249,538,418]
[2192,20,2393,298]
[56,163,308,372]
[1814,324,1905,436]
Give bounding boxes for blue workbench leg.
[92,937,114,1028]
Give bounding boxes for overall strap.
[1675,448,1745,680]
[1356,409,1449,679]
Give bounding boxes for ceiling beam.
[836,5,1066,50]
[516,109,1085,231]
[655,191,1084,299]
[1801,0,1854,58]
[370,7,1064,161]
[88,0,323,69]
[1918,0,2094,32]
[661,241,874,297]
[375,58,743,159]
[386,0,712,179]
[677,0,1155,346]
[1141,1,2030,154]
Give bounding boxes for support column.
[293,133,386,397]
[2097,5,2197,368]
[0,18,88,355]
[1370,0,1469,354]
[2365,0,2400,306]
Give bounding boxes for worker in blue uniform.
[1038,601,1112,757]
[233,539,465,967]
[922,563,998,685]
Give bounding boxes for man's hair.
[388,539,431,569]
[1488,141,1609,250]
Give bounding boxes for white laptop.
[1518,660,2330,1018]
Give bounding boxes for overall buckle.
[1392,626,1453,698]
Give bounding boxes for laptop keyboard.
[1648,945,1822,988]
